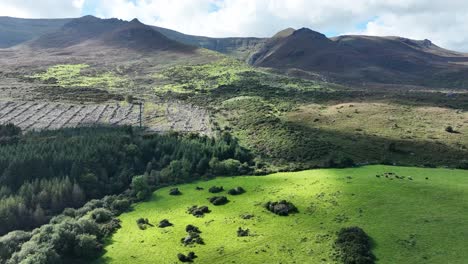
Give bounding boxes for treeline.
[0,125,253,235]
[0,194,130,264]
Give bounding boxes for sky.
[1,0,468,52]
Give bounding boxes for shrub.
[334,226,375,264]
[110,199,131,214]
[208,186,224,193]
[265,200,298,216]
[208,196,229,206]
[131,175,151,201]
[210,158,242,176]
[73,234,102,259]
[228,187,246,195]
[0,231,32,262]
[90,208,113,224]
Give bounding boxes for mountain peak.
[293,28,327,39]
[75,15,101,22]
[272,28,296,39]
[130,18,143,24]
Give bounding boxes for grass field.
[97,165,468,264]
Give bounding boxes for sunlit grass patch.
[97,165,468,264]
[30,64,128,90]
[153,58,329,94]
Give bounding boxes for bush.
[73,234,102,259]
[334,227,375,264]
[228,187,246,195]
[110,199,131,214]
[208,186,224,193]
[208,196,229,206]
[131,175,151,201]
[265,200,298,216]
[90,208,113,223]
[210,158,242,176]
[0,231,32,262]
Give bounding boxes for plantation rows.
[0,101,139,131]
[154,101,212,134]
[0,100,212,133]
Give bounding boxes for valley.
[0,13,467,264]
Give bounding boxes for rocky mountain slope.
[249,28,468,87]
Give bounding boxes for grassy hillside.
[98,165,468,264]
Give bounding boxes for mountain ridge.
[249,27,468,87]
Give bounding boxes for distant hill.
[249,28,468,88]
[27,16,192,52]
[0,16,71,48]
[0,16,264,58]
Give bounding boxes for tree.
[90,208,112,223]
[0,123,21,137]
[71,183,85,208]
[131,175,151,201]
[33,205,47,226]
[210,158,241,176]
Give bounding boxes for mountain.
[0,16,71,48]
[27,16,191,52]
[249,28,468,88]
[0,16,265,58]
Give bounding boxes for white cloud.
[2,0,468,51]
[0,0,83,18]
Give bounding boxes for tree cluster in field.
[333,226,375,264]
[0,194,130,264]
[0,124,254,235]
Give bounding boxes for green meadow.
[98,166,468,264]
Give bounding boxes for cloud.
[2,0,468,51]
[0,0,83,18]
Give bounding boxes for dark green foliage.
[90,208,113,223]
[131,175,151,201]
[334,227,375,264]
[158,219,173,228]
[0,123,21,145]
[237,227,250,237]
[228,187,246,195]
[136,218,153,230]
[187,206,211,217]
[265,200,298,216]
[177,251,197,262]
[1,193,124,264]
[208,186,224,193]
[169,188,182,195]
[0,126,253,235]
[110,198,131,214]
[208,196,229,206]
[0,230,32,261]
[181,225,204,246]
[0,123,21,137]
[73,234,102,259]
